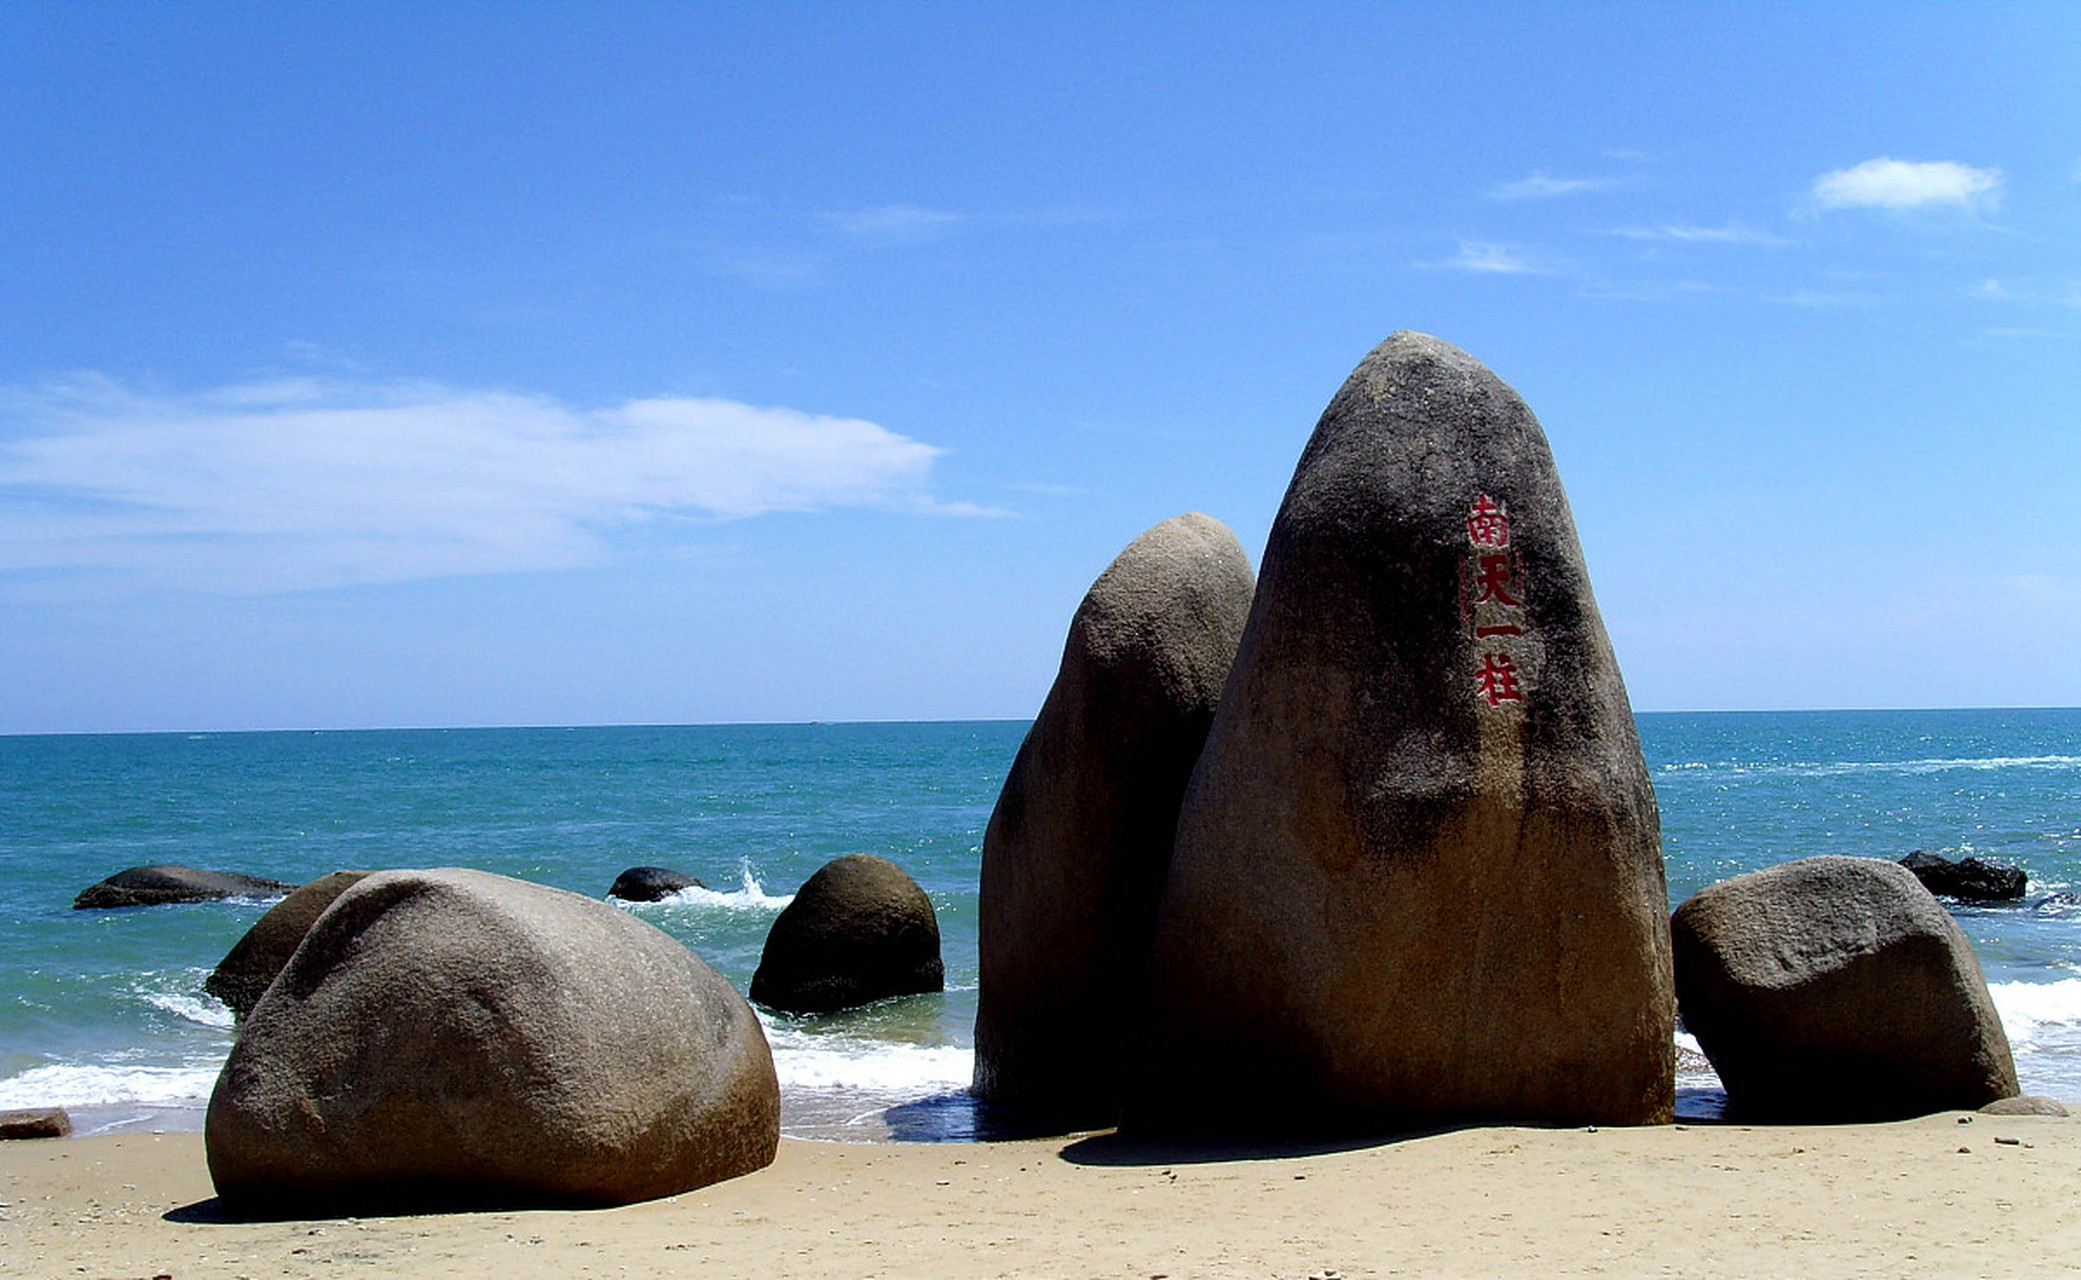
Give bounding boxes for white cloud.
[1488,172,1625,200]
[828,204,962,245]
[1810,158,2003,213]
[0,376,969,592]
[1603,221,1791,247]
[1444,241,1542,274]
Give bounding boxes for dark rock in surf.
[1899,850,2026,903]
[206,871,373,1018]
[751,855,943,1014]
[1671,856,2018,1121]
[73,865,298,910]
[609,866,707,902]
[973,513,1254,1130]
[0,1107,71,1140]
[206,868,778,1210]
[1130,332,1674,1136]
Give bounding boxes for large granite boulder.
[750,854,943,1013]
[1129,332,1674,1135]
[205,871,372,1017]
[73,864,297,910]
[1671,856,2018,1121]
[609,865,707,902]
[206,868,778,1210]
[973,513,1254,1128]
[1899,850,2026,903]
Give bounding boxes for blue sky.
[3,4,2077,732]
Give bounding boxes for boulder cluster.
[973,331,2021,1137]
[180,845,942,1212]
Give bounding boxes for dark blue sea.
[2,711,2076,1138]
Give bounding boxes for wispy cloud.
[1488,172,1627,200]
[1602,220,1792,247]
[827,204,963,246]
[1441,240,1544,274]
[1810,158,2003,213]
[0,376,975,592]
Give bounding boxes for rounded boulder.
[1671,856,2018,1121]
[206,868,779,1211]
[973,513,1254,1129]
[609,865,707,902]
[751,854,943,1014]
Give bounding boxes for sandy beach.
[5,1114,2078,1278]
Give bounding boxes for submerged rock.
[73,865,297,910]
[206,871,372,1018]
[1131,332,1674,1135]
[206,868,778,1210]
[973,513,1254,1129]
[751,854,943,1014]
[0,1107,71,1140]
[1672,856,2017,1121]
[609,866,707,902]
[1899,850,2026,903]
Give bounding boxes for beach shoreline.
[5,1114,2078,1278]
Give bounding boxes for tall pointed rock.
[974,513,1255,1129]
[1131,333,1673,1134]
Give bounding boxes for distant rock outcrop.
[973,513,1254,1129]
[1130,332,1674,1135]
[751,855,943,1014]
[1899,850,2026,903]
[206,871,372,1017]
[206,868,778,1210]
[1672,856,2018,1121]
[73,865,297,910]
[608,866,707,902]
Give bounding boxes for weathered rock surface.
[973,513,1255,1128]
[206,871,372,1017]
[0,1107,71,1139]
[1131,332,1674,1135]
[609,866,707,902]
[751,855,943,1014]
[1980,1095,2069,1117]
[1672,856,2018,1121]
[206,868,778,1210]
[1900,850,2026,903]
[73,865,297,910]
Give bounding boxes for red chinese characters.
[1465,494,1526,707]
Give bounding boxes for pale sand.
[4,1115,2078,1278]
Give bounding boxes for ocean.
[2,710,2077,1140]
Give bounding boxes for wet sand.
[4,1113,2077,1278]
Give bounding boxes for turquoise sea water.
[2,710,2077,1138]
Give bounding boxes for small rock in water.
[73,864,297,909]
[0,1107,71,1140]
[607,866,706,902]
[1899,850,2026,903]
[751,855,943,1013]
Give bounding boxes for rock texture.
[205,871,372,1018]
[73,865,297,910]
[973,514,1255,1128]
[751,855,943,1014]
[1900,850,2026,903]
[1980,1095,2068,1117]
[1130,332,1673,1135]
[206,868,778,1210]
[0,1107,71,1139]
[1671,856,2018,1121]
[609,866,707,901]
